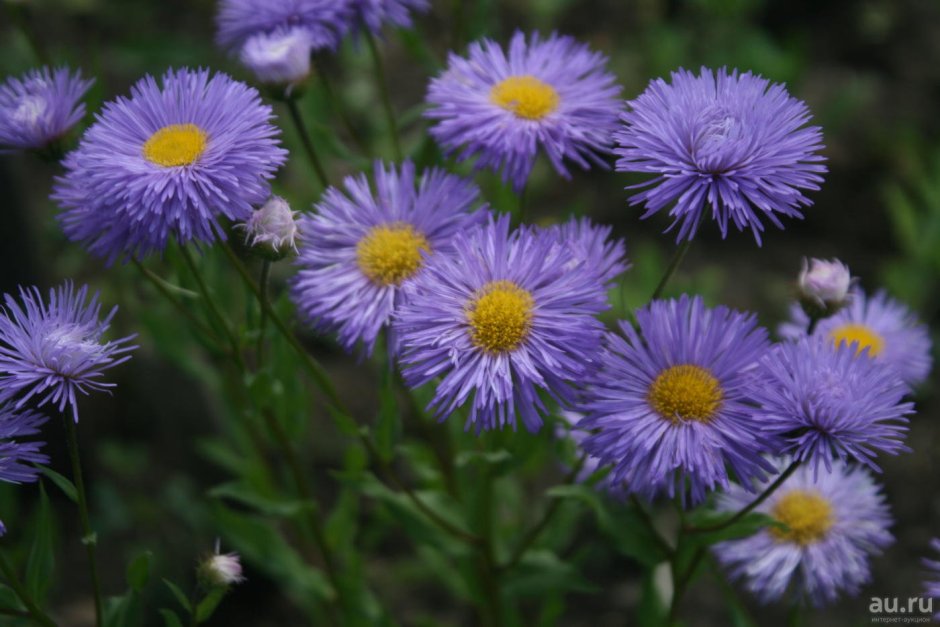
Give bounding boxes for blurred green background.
[2,0,940,625]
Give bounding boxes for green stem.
[179,247,246,372]
[365,31,403,161]
[64,416,104,627]
[0,550,57,627]
[685,460,801,534]
[313,61,371,156]
[629,495,675,558]
[132,260,225,348]
[478,471,503,627]
[651,240,692,301]
[668,546,706,624]
[256,260,272,366]
[285,97,329,189]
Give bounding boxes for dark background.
[2,0,940,625]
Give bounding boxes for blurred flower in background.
[239,28,315,88]
[0,406,48,484]
[798,257,854,317]
[0,66,92,152]
[215,0,352,54]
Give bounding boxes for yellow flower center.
[770,489,834,546]
[356,222,430,286]
[467,280,535,353]
[829,323,885,357]
[490,75,560,121]
[142,124,208,167]
[648,364,723,423]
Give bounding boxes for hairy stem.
[285,97,330,188]
[651,239,692,301]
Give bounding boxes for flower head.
[237,196,299,258]
[0,283,136,422]
[921,539,940,619]
[753,337,912,474]
[292,161,488,355]
[0,66,93,151]
[239,28,315,87]
[395,215,610,432]
[216,0,353,53]
[350,0,429,34]
[579,295,774,505]
[426,31,622,191]
[0,406,48,484]
[199,543,245,588]
[543,217,629,286]
[615,67,826,243]
[53,68,287,263]
[779,289,932,388]
[713,459,893,606]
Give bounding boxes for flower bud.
[198,549,245,588]
[237,196,299,260]
[798,257,853,318]
[239,28,314,89]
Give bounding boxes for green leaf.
[636,568,668,627]
[546,484,669,567]
[685,511,780,546]
[209,482,312,518]
[160,609,185,627]
[502,550,597,598]
[0,584,27,612]
[374,365,401,463]
[126,551,152,592]
[163,579,192,613]
[195,587,227,624]
[25,483,55,601]
[38,466,78,502]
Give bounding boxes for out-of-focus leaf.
[195,587,227,624]
[126,551,152,592]
[502,550,597,597]
[25,483,54,601]
[209,482,312,518]
[38,467,78,502]
[163,579,191,613]
[160,609,185,627]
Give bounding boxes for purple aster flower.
[425,31,623,191]
[615,67,826,244]
[778,288,932,388]
[0,406,48,484]
[216,0,354,53]
[292,160,489,355]
[395,214,609,432]
[53,68,287,263]
[753,337,912,474]
[0,283,136,422]
[543,217,629,286]
[579,295,774,505]
[350,0,429,34]
[0,66,93,151]
[713,459,893,606]
[921,539,940,619]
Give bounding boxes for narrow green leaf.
[38,466,78,502]
[163,579,192,612]
[195,587,227,624]
[126,551,152,592]
[25,483,54,601]
[160,609,185,627]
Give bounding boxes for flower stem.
[313,61,371,156]
[133,260,225,348]
[667,545,706,624]
[0,550,57,627]
[256,260,272,366]
[64,415,104,627]
[179,246,246,372]
[651,239,692,301]
[284,97,330,189]
[365,31,403,161]
[684,460,801,534]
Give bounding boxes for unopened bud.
[237,196,299,260]
[798,257,853,318]
[198,549,245,588]
[239,28,314,89]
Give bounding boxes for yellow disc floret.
[490,75,560,121]
[648,364,723,423]
[143,124,209,167]
[829,323,885,357]
[356,222,430,286]
[770,489,835,546]
[467,280,535,353]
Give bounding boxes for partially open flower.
[199,546,245,588]
[239,28,314,90]
[798,257,852,317]
[238,196,299,259]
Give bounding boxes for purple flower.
[615,67,826,244]
[0,283,136,422]
[713,459,893,606]
[753,337,912,474]
[216,0,354,53]
[291,161,489,355]
[921,539,940,619]
[350,0,429,34]
[0,66,93,151]
[579,295,774,505]
[543,217,629,286]
[0,406,48,484]
[395,215,609,432]
[53,68,287,263]
[425,31,623,191]
[778,288,932,388]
